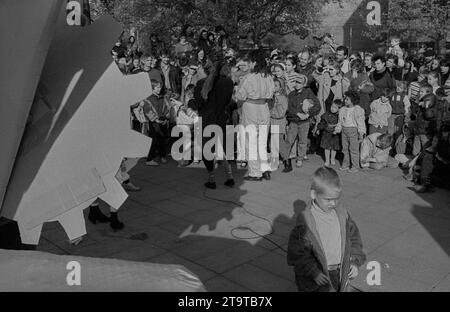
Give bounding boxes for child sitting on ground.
[316,100,343,167]
[287,167,366,292]
[360,133,396,170]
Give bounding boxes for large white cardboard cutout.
[1,8,152,245]
[0,0,63,212]
[0,249,205,292]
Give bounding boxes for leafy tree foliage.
[364,0,450,51]
[89,0,334,50]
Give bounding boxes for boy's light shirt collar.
[312,199,333,215]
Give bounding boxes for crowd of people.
[103,26,450,292]
[111,27,450,195]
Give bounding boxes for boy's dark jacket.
[287,202,366,292]
[287,88,321,123]
[412,94,439,135]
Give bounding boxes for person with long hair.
[193,52,236,189]
[235,49,275,181]
[269,78,289,172]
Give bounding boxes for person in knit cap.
[285,74,321,170]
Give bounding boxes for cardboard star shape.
[1,8,151,244]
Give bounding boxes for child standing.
[389,82,411,141]
[368,89,392,135]
[334,90,366,173]
[287,167,366,292]
[286,74,321,169]
[269,78,289,172]
[411,84,439,156]
[143,79,171,166]
[317,100,343,167]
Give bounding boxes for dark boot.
[204,182,217,189]
[110,212,124,232]
[88,204,110,224]
[224,179,235,187]
[283,159,293,173]
[262,171,271,181]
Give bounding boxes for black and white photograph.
[0,0,449,295]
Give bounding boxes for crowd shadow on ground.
[37,159,307,291]
[411,189,450,258]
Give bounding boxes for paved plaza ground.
[38,155,450,292]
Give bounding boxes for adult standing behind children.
[160,51,182,95]
[370,55,396,99]
[235,49,275,181]
[316,60,349,119]
[297,50,317,94]
[287,167,366,292]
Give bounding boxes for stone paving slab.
[145,252,217,283]
[37,156,450,292]
[195,243,269,274]
[203,276,252,292]
[223,263,295,292]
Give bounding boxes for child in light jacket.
[334,90,366,173]
[368,88,392,135]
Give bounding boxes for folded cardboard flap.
[23,168,106,230]
[0,249,206,292]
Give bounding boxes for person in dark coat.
[317,100,343,167]
[192,54,235,189]
[370,55,396,100]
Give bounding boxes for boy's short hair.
[150,79,161,89]
[377,134,393,149]
[372,54,385,64]
[380,88,391,97]
[333,99,344,108]
[161,49,171,58]
[185,84,196,95]
[336,45,348,56]
[428,70,440,80]
[311,167,342,195]
[386,53,398,64]
[364,52,373,59]
[344,90,360,105]
[420,83,433,94]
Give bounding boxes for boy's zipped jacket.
[286,88,321,123]
[287,202,366,292]
[412,94,439,136]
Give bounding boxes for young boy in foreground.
[287,167,366,292]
